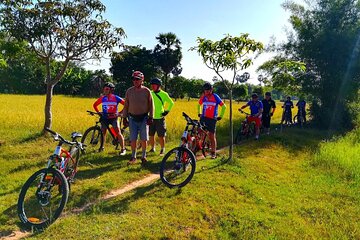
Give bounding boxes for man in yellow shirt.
[149,78,174,156]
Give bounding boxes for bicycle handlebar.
[182,112,207,129]
[45,128,82,147]
[238,109,251,116]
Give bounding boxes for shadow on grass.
[9,161,45,174]
[19,132,43,144]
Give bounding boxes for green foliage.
[154,32,182,90]
[0,0,125,129]
[191,33,263,160]
[258,57,306,95]
[263,0,360,129]
[110,45,160,96]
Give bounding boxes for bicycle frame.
[45,128,84,180]
[181,112,209,156]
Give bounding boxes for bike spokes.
[160,147,196,188]
[18,168,69,229]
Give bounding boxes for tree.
[0,0,125,131]
[167,76,186,100]
[154,32,182,91]
[0,31,45,94]
[110,45,159,96]
[191,34,263,161]
[262,0,360,129]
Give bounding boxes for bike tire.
[160,147,196,188]
[201,137,211,158]
[234,127,243,144]
[81,126,104,153]
[293,115,298,124]
[17,168,69,230]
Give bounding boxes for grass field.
[0,94,359,239]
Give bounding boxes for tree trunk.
[228,89,233,161]
[43,83,54,132]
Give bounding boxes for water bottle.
[60,157,65,170]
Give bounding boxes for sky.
[85,0,295,84]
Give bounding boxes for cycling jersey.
[283,100,294,111]
[296,100,306,110]
[93,94,124,119]
[247,100,263,116]
[199,93,225,119]
[151,90,174,119]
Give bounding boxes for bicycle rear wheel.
[81,126,104,153]
[17,168,69,230]
[160,147,196,188]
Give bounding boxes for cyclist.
[122,71,154,165]
[261,92,276,135]
[149,77,174,156]
[198,82,226,159]
[296,98,307,124]
[93,82,126,155]
[281,96,294,125]
[239,93,263,140]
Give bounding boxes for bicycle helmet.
[203,82,213,91]
[103,82,115,89]
[251,93,258,98]
[150,77,162,86]
[265,92,271,96]
[132,71,144,81]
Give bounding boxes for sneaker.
[255,135,259,140]
[210,152,217,159]
[119,148,126,156]
[159,148,165,156]
[127,157,136,165]
[149,148,155,153]
[141,157,148,165]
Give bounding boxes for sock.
[131,150,136,158]
[142,149,146,158]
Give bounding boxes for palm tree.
[154,32,182,91]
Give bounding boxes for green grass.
[0,94,360,239]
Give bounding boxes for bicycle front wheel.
[160,147,196,188]
[17,168,69,230]
[81,126,104,153]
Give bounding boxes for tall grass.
[313,127,360,180]
[0,94,285,145]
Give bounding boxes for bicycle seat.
[71,132,83,140]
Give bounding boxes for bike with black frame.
[81,110,130,154]
[280,106,293,131]
[293,107,306,128]
[160,112,211,188]
[17,128,85,230]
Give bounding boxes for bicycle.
[280,107,293,131]
[17,128,85,230]
[234,109,256,144]
[160,112,211,188]
[293,108,305,128]
[81,110,129,153]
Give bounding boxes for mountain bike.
[234,109,256,144]
[17,128,85,230]
[160,112,211,188]
[293,108,305,128]
[280,107,293,131]
[81,110,129,153]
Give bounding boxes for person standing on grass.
[148,78,174,156]
[122,71,154,165]
[240,93,263,140]
[281,96,294,125]
[198,82,226,159]
[261,92,276,135]
[296,98,307,124]
[93,82,126,155]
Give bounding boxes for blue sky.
[85,0,294,84]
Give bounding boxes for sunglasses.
[133,78,142,81]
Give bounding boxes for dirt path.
[2,146,229,240]
[1,173,160,240]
